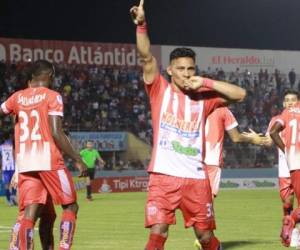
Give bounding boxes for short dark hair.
[169,47,196,62]
[284,89,299,99]
[15,64,32,91]
[31,60,55,78]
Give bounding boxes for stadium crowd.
[0,60,298,169]
[200,67,298,168]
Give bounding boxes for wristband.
[137,23,147,33]
[202,78,215,89]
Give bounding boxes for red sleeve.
[276,110,288,129]
[202,91,224,117]
[223,108,238,131]
[196,86,212,93]
[1,93,17,115]
[144,74,168,100]
[266,117,276,135]
[48,91,63,117]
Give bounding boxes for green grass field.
[0,189,289,250]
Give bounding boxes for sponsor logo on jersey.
[161,112,200,138]
[159,137,200,156]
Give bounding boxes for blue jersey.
[0,140,15,171]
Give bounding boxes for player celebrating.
[194,107,266,249]
[0,130,17,206]
[270,98,300,247]
[130,1,246,249]
[264,90,299,218]
[0,60,87,250]
[204,106,266,198]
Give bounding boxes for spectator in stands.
[289,68,296,89]
[0,60,298,169]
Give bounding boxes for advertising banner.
[2,37,299,74]
[91,176,149,193]
[220,178,278,189]
[70,132,128,152]
[86,176,278,193]
[0,37,161,66]
[162,45,300,74]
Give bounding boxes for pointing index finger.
[139,0,144,7]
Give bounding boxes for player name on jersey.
[17,93,46,106]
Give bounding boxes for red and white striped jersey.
[266,115,290,177]
[145,74,223,179]
[204,107,238,167]
[0,139,15,171]
[276,103,300,171]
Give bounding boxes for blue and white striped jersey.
[0,140,15,171]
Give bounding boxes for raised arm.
[49,115,87,177]
[269,121,285,152]
[130,0,158,84]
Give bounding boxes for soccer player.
[204,106,266,198]
[130,1,246,249]
[264,90,299,218]
[270,99,300,247]
[80,140,105,201]
[0,130,17,206]
[8,68,58,250]
[194,107,266,249]
[0,60,87,250]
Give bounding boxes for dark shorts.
[87,168,96,180]
[2,170,14,185]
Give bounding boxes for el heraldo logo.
[0,43,6,61]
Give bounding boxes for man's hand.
[75,160,88,177]
[242,128,269,146]
[130,0,145,25]
[184,76,204,91]
[97,160,106,170]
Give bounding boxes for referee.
[80,140,105,201]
